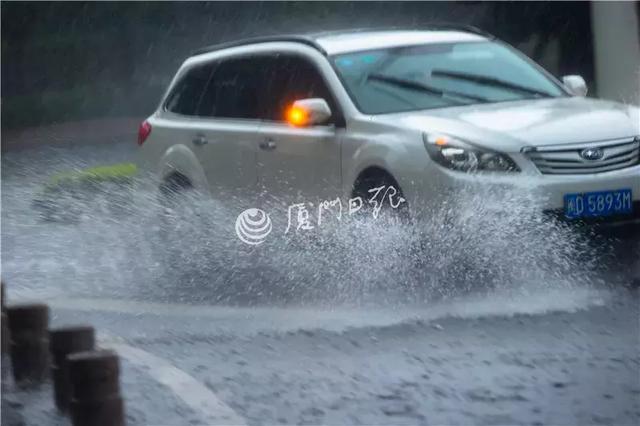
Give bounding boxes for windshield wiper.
[367,73,489,104]
[431,69,554,98]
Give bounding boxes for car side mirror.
[562,75,588,97]
[286,98,332,127]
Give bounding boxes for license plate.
[564,189,633,219]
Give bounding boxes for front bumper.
[407,162,640,228]
[543,201,640,227]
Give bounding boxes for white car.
[137,27,640,227]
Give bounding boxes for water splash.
[1,149,624,313]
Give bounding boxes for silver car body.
[138,29,640,224]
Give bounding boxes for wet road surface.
[2,127,639,425]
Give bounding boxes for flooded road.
[2,132,639,425]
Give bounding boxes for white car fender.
[342,127,425,200]
[159,144,211,194]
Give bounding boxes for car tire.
[351,170,411,224]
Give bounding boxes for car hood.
[377,97,640,151]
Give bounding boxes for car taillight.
[137,120,152,146]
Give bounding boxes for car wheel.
[351,169,411,224]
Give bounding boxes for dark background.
[2,1,596,130]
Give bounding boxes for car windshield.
[332,41,566,114]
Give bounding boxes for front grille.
[525,137,640,175]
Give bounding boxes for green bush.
[33,163,139,222]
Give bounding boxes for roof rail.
[191,35,327,57]
[190,23,494,58]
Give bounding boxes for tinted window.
[197,56,268,119]
[262,55,336,123]
[165,62,215,116]
[166,54,337,121]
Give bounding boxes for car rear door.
[164,55,267,201]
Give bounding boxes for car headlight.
[423,133,520,173]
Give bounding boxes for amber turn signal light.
[285,105,309,127]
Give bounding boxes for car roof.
[192,25,491,58]
[313,29,487,55]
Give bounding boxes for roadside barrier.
[50,326,96,412]
[1,283,126,425]
[6,303,50,384]
[68,349,125,426]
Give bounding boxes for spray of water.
[1,150,621,314]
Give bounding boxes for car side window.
[262,55,337,123]
[165,62,216,116]
[196,56,269,120]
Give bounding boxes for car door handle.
[192,134,208,146]
[259,138,277,151]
